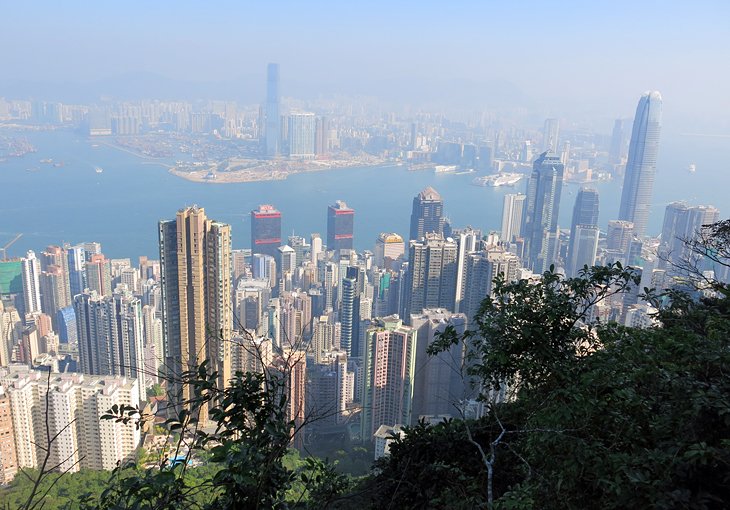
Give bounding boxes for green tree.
[369,250,730,509]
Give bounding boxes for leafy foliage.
[378,260,730,509]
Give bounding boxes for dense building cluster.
[0,88,724,483]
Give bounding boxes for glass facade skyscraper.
[618,91,663,237]
[264,63,280,158]
[521,152,565,272]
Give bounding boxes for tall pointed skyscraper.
[264,63,281,158]
[159,206,232,420]
[618,91,662,237]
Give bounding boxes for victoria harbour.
[2,128,726,259]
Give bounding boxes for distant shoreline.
[168,158,387,184]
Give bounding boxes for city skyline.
[2,3,729,129]
[1,4,729,505]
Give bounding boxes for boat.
[94,166,103,174]
[472,172,524,187]
[688,163,696,173]
[434,165,457,173]
[40,158,53,164]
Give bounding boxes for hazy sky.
[2,1,729,127]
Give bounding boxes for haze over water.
[1,128,727,259]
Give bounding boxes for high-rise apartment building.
[251,204,282,259]
[85,253,112,297]
[0,366,140,473]
[159,206,232,419]
[310,233,323,267]
[40,245,70,307]
[409,187,445,241]
[264,63,280,158]
[658,202,720,270]
[618,91,663,237]
[327,200,355,252]
[402,233,458,321]
[21,250,42,315]
[454,228,481,315]
[66,244,86,299]
[462,248,521,321]
[288,112,316,158]
[0,302,19,366]
[361,316,416,440]
[0,386,17,483]
[501,193,526,243]
[73,288,147,403]
[234,278,271,333]
[410,309,469,422]
[521,152,565,272]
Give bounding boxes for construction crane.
[1,233,23,261]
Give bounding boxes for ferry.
[472,172,523,187]
[434,165,458,174]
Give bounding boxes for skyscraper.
[500,193,526,242]
[159,206,232,418]
[609,118,627,164]
[40,245,70,308]
[607,220,635,252]
[658,202,720,270]
[85,254,112,297]
[521,152,565,272]
[66,245,86,299]
[409,187,445,241]
[566,225,600,277]
[0,366,140,473]
[39,265,66,325]
[21,251,42,315]
[73,288,147,404]
[361,316,416,440]
[0,386,18,483]
[374,233,405,269]
[339,267,358,357]
[566,188,599,276]
[542,118,560,153]
[410,309,471,422]
[402,233,458,321]
[251,204,282,259]
[327,200,355,252]
[618,91,663,237]
[462,248,520,322]
[288,112,316,158]
[264,63,280,158]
